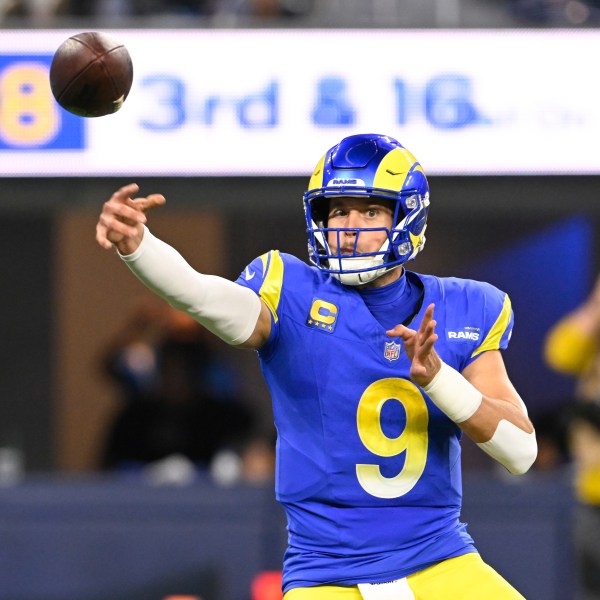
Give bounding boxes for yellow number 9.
[0,63,59,146]
[356,378,429,499]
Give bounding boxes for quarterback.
[96,134,537,599]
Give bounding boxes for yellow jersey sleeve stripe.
[259,250,284,322]
[471,294,512,358]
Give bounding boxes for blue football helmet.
[303,133,430,286]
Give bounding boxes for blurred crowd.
[99,294,276,487]
[0,0,314,22]
[1,0,600,26]
[510,0,600,24]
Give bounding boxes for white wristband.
[422,362,483,423]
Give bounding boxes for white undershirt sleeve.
[118,227,262,345]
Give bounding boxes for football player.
[96,133,537,599]
[544,278,600,600]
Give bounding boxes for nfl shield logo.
[384,341,400,361]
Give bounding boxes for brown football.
[49,31,133,118]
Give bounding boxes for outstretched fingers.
[95,220,113,249]
[414,304,437,356]
[411,304,441,382]
[386,323,415,341]
[116,182,140,199]
[418,303,435,334]
[133,193,166,213]
[414,325,438,363]
[96,183,164,250]
[387,304,440,384]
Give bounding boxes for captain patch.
[307,299,339,333]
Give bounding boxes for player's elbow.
[504,437,538,475]
[477,420,538,475]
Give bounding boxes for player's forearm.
[459,398,537,475]
[118,227,261,345]
[423,362,537,475]
[459,396,533,441]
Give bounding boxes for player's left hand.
[386,303,442,387]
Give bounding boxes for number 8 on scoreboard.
[0,55,83,150]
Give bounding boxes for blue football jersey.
[236,251,514,593]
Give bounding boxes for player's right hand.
[95,183,165,254]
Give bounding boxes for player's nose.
[345,210,362,229]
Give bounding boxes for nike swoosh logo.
[244,267,255,280]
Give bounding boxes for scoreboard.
[0,29,598,176]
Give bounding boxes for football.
[49,31,133,118]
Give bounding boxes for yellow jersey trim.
[259,250,284,323]
[471,294,512,358]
